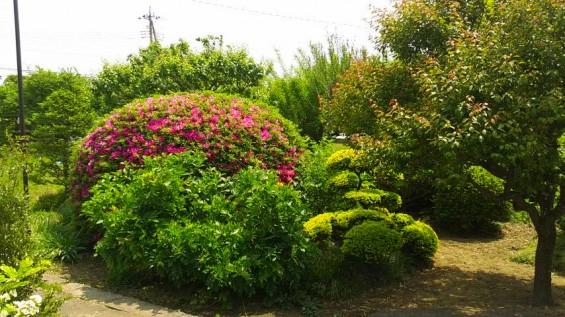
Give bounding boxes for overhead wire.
[186,0,370,29]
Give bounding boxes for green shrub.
[344,189,402,211]
[401,221,439,264]
[333,208,392,232]
[325,149,358,171]
[303,213,334,241]
[341,221,402,263]
[294,139,353,214]
[0,143,33,267]
[432,166,513,236]
[83,151,313,302]
[391,213,415,229]
[328,172,359,189]
[303,209,437,265]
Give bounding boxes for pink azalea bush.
[71,93,304,200]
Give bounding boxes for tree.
[375,0,565,306]
[0,69,96,185]
[92,37,269,115]
[31,89,96,186]
[320,57,419,137]
[257,35,365,140]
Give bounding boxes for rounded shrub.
[401,221,439,263]
[71,92,304,200]
[82,151,313,300]
[333,208,392,231]
[325,149,358,171]
[341,221,402,263]
[432,166,513,236]
[344,189,402,211]
[328,171,359,189]
[303,213,334,241]
[391,213,415,229]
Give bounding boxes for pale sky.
[0,0,391,80]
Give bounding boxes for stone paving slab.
[44,273,196,317]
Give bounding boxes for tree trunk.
[532,215,557,307]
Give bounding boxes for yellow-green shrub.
[303,209,438,265]
[341,221,402,263]
[333,208,391,231]
[344,189,402,211]
[325,149,359,171]
[328,172,359,189]
[401,221,439,263]
[304,213,334,240]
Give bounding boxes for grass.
[511,232,565,272]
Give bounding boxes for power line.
[187,0,369,29]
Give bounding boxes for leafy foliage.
[432,166,513,236]
[0,142,32,267]
[256,35,365,140]
[0,258,64,317]
[344,189,402,212]
[341,221,402,264]
[401,221,439,264]
[372,0,565,306]
[320,58,420,137]
[71,92,304,200]
[374,0,488,62]
[92,38,268,115]
[31,89,96,186]
[303,208,438,266]
[82,151,313,302]
[0,69,95,187]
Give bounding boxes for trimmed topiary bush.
[71,92,304,200]
[401,221,439,264]
[432,166,513,236]
[391,213,415,229]
[344,189,402,211]
[325,149,359,171]
[328,172,359,189]
[341,221,402,263]
[333,208,392,232]
[303,209,437,266]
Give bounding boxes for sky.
[0,0,391,81]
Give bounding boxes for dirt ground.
[52,222,565,316]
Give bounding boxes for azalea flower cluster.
[71,93,303,200]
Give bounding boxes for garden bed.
[50,222,565,316]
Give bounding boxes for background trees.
[257,35,365,140]
[91,37,269,115]
[0,69,96,186]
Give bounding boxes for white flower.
[28,295,42,305]
[13,298,40,316]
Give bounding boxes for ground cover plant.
[71,92,304,201]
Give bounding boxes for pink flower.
[261,130,272,141]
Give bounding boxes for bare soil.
[51,222,565,316]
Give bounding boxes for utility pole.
[13,0,29,196]
[140,7,160,44]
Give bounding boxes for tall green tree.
[374,0,565,306]
[258,35,365,140]
[31,89,96,185]
[92,37,269,115]
[0,69,95,186]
